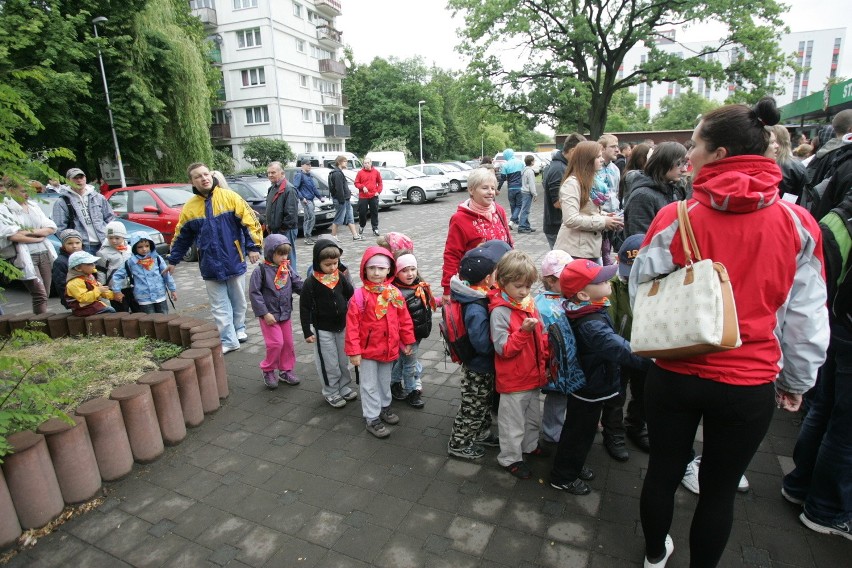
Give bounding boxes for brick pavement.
[2,188,846,567]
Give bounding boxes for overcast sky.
[338,0,852,75]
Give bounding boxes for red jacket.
[441,200,513,295]
[354,167,383,199]
[488,290,548,393]
[345,246,416,362]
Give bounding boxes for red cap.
[559,259,618,298]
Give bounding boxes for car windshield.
[405,167,429,177]
[440,163,461,171]
[229,180,267,200]
[392,168,416,179]
[153,186,193,207]
[378,169,398,181]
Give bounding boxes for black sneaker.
[800,510,852,541]
[391,382,407,400]
[579,466,595,481]
[604,435,630,462]
[474,431,500,447]
[407,389,424,409]
[505,461,532,479]
[550,478,591,495]
[372,228,380,237]
[627,428,650,453]
[448,443,485,460]
[358,226,364,235]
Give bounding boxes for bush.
[242,137,294,168]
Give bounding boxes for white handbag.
[631,201,741,359]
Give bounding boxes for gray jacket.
[52,186,116,246]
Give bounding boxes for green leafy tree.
[242,137,294,168]
[449,0,790,138]
[605,90,651,132]
[652,91,721,130]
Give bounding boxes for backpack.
[819,194,852,330]
[439,299,477,364]
[544,316,586,395]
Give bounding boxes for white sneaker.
[738,474,750,493]
[681,456,701,494]
[644,534,674,568]
[222,344,240,355]
[508,221,517,230]
[237,331,248,342]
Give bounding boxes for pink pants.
[259,318,296,373]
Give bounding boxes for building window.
[293,2,302,18]
[310,44,333,60]
[302,109,311,122]
[190,0,215,8]
[212,109,231,124]
[245,106,269,125]
[236,28,261,49]
[234,0,257,8]
[296,39,306,53]
[299,74,308,88]
[315,110,322,122]
[240,67,266,87]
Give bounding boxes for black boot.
[603,435,629,462]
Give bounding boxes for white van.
[296,151,362,170]
[365,151,406,168]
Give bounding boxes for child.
[345,246,415,438]
[299,239,358,408]
[376,231,414,257]
[249,234,304,389]
[534,249,576,445]
[389,254,436,408]
[96,221,132,311]
[447,240,511,460]
[52,229,83,308]
[489,250,549,479]
[111,232,177,314]
[65,251,116,316]
[549,259,649,495]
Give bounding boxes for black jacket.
[395,277,434,341]
[622,172,686,238]
[328,167,351,203]
[266,180,298,232]
[543,152,567,235]
[298,240,354,337]
[779,159,806,199]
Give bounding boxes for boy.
[549,259,649,495]
[447,240,511,460]
[52,229,84,308]
[345,246,415,438]
[489,250,548,479]
[111,232,177,314]
[299,239,357,408]
[517,155,538,233]
[96,221,132,311]
[65,251,117,316]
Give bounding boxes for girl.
[622,142,688,238]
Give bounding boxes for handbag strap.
[677,200,702,263]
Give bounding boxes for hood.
[129,231,156,257]
[312,237,344,268]
[551,152,567,166]
[691,155,781,213]
[359,245,395,284]
[449,275,489,304]
[263,233,291,261]
[502,148,514,161]
[61,185,95,198]
[815,137,844,159]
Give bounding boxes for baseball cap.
[459,239,512,284]
[66,168,85,179]
[617,234,645,278]
[105,221,128,239]
[68,251,100,269]
[541,249,573,278]
[559,259,618,298]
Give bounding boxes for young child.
[299,238,357,408]
[345,246,415,438]
[376,231,414,257]
[549,259,650,495]
[489,250,549,479]
[534,249,576,445]
[96,221,132,311]
[52,229,84,308]
[389,254,436,408]
[111,232,177,314]
[447,240,511,460]
[249,234,304,390]
[65,251,116,316]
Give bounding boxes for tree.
[652,91,721,130]
[605,90,651,132]
[449,0,790,138]
[242,138,294,168]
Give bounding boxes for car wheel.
[183,244,198,262]
[449,180,462,192]
[408,187,425,204]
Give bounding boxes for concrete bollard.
[66,315,86,336]
[102,313,123,337]
[37,416,101,504]
[160,358,204,427]
[152,314,178,341]
[120,313,144,339]
[84,315,106,336]
[179,348,220,414]
[137,371,186,446]
[167,317,191,346]
[191,338,228,400]
[0,469,21,548]
[1,431,64,529]
[109,384,164,464]
[179,319,207,348]
[75,398,133,481]
[137,314,156,338]
[46,313,71,338]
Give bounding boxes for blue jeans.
[391,340,421,395]
[784,324,852,525]
[204,274,247,350]
[518,191,534,230]
[507,188,522,224]
[302,200,316,238]
[284,228,298,268]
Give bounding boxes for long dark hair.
[698,97,780,157]
[644,142,687,188]
[619,143,652,201]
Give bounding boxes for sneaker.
[379,409,399,425]
[222,344,240,355]
[325,394,346,408]
[341,390,359,402]
[508,220,517,230]
[330,234,341,243]
[237,331,248,343]
[579,466,595,481]
[407,389,424,409]
[358,226,364,235]
[278,371,301,385]
[550,478,591,495]
[524,445,551,458]
[474,430,500,447]
[262,370,278,390]
[738,474,750,493]
[782,487,805,506]
[505,461,532,479]
[366,419,390,438]
[604,435,630,462]
[518,228,537,233]
[681,456,701,494]
[799,510,852,541]
[627,427,651,453]
[390,382,407,400]
[372,228,380,237]
[644,534,674,568]
[353,235,363,241]
[448,443,485,460]
[304,238,316,245]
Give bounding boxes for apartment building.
[189,0,349,169]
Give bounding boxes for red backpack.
[439,299,477,364]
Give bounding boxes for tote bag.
[631,201,741,359]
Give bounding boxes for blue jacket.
[249,234,304,321]
[498,149,524,190]
[112,233,176,304]
[449,275,494,374]
[293,171,323,202]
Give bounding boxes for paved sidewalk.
[2,190,846,567]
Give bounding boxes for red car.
[103,184,193,244]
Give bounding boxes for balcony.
[191,7,217,28]
[321,93,347,109]
[316,24,343,47]
[323,124,350,139]
[210,123,231,139]
[209,46,222,65]
[315,0,342,17]
[319,58,347,78]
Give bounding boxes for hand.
[306,336,316,343]
[402,344,413,356]
[248,251,261,264]
[166,264,176,275]
[553,200,561,209]
[349,355,361,367]
[170,291,178,301]
[263,314,276,326]
[442,294,451,307]
[604,216,624,230]
[98,285,111,295]
[521,317,538,332]
[113,292,124,301]
[533,196,538,202]
[776,389,802,412]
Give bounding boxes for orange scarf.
[396,280,436,311]
[137,257,155,271]
[362,281,405,319]
[313,269,339,289]
[264,260,290,289]
[500,291,536,315]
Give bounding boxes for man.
[167,162,263,354]
[44,178,62,194]
[52,167,116,254]
[497,149,524,229]
[265,161,298,267]
[328,155,361,242]
[293,160,325,245]
[806,110,852,218]
[597,134,622,269]
[354,158,382,236]
[543,133,586,249]
[614,143,631,174]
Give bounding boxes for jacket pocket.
[234,240,244,262]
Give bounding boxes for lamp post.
[92,16,127,188]
[418,100,426,165]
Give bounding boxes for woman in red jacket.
[354,159,383,237]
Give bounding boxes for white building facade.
[189,0,349,169]
[621,27,847,119]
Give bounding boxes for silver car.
[385,167,448,204]
[342,169,402,210]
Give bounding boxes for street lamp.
[92,16,127,188]
[418,100,426,165]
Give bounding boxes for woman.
[543,133,587,249]
[619,143,652,204]
[0,176,58,314]
[631,98,829,568]
[622,142,688,238]
[441,167,513,304]
[553,141,623,261]
[769,125,807,199]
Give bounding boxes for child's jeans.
[138,301,168,314]
[542,392,568,443]
[313,329,354,399]
[497,389,541,466]
[259,318,295,373]
[358,359,393,422]
[550,395,604,484]
[391,340,422,395]
[449,366,494,450]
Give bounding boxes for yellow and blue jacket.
[168,186,263,281]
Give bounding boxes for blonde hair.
[211,170,230,189]
[495,250,538,288]
[466,168,498,195]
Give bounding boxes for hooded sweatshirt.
[629,155,829,393]
[111,232,175,304]
[249,234,304,321]
[299,239,354,337]
[498,149,524,190]
[622,171,687,237]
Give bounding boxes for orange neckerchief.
[396,280,437,311]
[362,281,405,319]
[500,291,537,315]
[264,259,290,289]
[470,284,491,294]
[313,269,339,289]
[116,245,128,252]
[137,257,156,271]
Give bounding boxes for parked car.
[492,151,543,174]
[411,163,469,192]
[342,169,403,209]
[465,159,482,168]
[296,151,362,170]
[224,177,268,228]
[441,161,474,171]
[283,167,357,229]
[386,167,448,204]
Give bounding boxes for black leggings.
[639,365,775,567]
